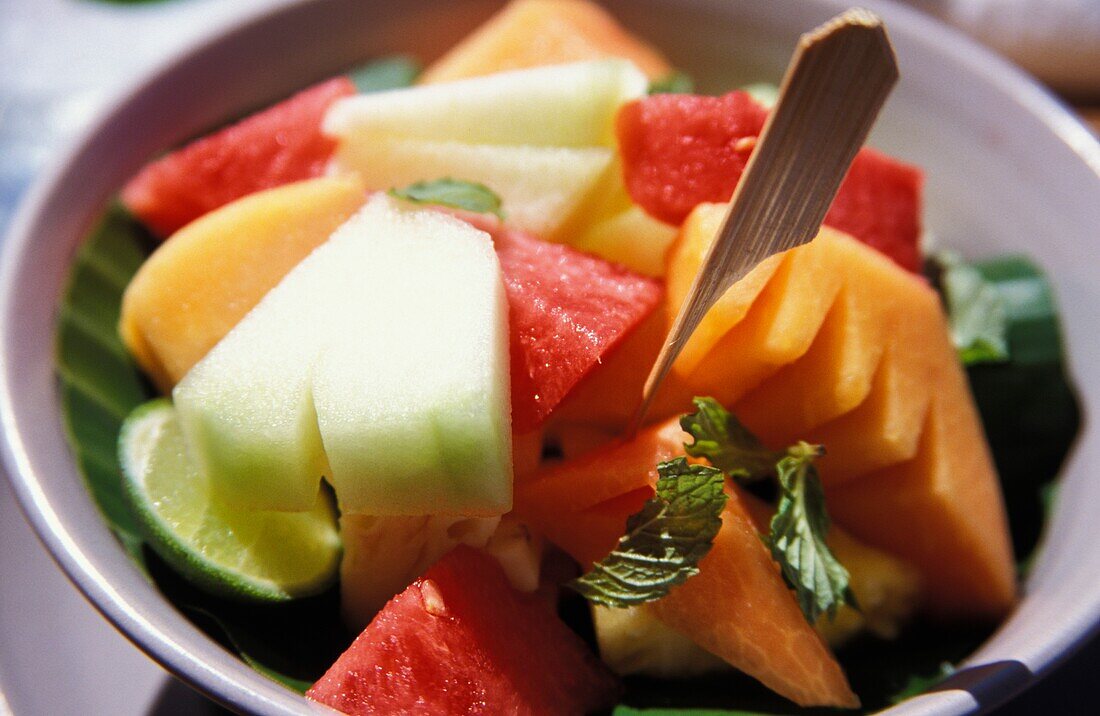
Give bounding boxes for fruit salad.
[57,1,1080,713]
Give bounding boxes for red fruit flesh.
[617,92,924,272]
[121,77,355,238]
[491,225,663,432]
[823,148,924,273]
[307,546,618,715]
[617,91,768,225]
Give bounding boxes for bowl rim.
[1,0,1098,714]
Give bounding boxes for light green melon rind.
[119,399,341,602]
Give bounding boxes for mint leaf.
[681,397,781,481]
[932,251,1009,365]
[389,178,504,218]
[648,71,695,94]
[767,442,855,623]
[570,458,727,607]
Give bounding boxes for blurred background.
[0,0,1096,714]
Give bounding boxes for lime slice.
[119,399,341,602]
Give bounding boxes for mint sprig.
[569,458,727,607]
[389,178,504,218]
[681,396,782,481]
[767,442,856,623]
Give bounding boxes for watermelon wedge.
[617,91,924,272]
[307,546,618,715]
[460,216,662,432]
[121,77,355,237]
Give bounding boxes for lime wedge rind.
[119,399,341,602]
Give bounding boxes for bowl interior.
[2,0,1098,714]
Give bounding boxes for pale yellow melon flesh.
[119,176,366,391]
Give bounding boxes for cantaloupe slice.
[738,492,922,647]
[806,279,944,485]
[827,362,1016,618]
[420,0,672,84]
[665,203,783,375]
[733,233,909,444]
[514,417,686,523]
[543,486,653,569]
[650,486,858,708]
[734,287,885,444]
[681,228,848,405]
[119,176,365,391]
[523,448,856,707]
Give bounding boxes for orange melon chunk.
[420,0,672,84]
[666,203,783,375]
[545,487,654,569]
[651,486,858,708]
[827,364,1016,618]
[514,417,686,526]
[119,176,365,391]
[807,279,944,485]
[681,228,848,405]
[733,231,912,443]
[551,307,695,432]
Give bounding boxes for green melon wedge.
[119,399,341,602]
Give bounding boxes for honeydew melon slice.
[174,195,512,515]
[324,60,646,148]
[329,137,613,240]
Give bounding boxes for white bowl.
[1,0,1097,713]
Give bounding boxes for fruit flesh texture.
[665,202,784,375]
[307,546,618,715]
[119,176,366,391]
[122,77,355,238]
[732,231,909,444]
[415,0,679,272]
[173,196,512,516]
[616,92,769,225]
[551,305,695,432]
[121,400,341,601]
[328,136,613,240]
[827,334,1016,617]
[617,91,924,272]
[325,59,647,149]
[738,493,922,647]
[549,222,1014,617]
[339,513,499,629]
[681,228,848,404]
[419,0,672,84]
[489,221,663,431]
[516,421,858,707]
[650,485,859,708]
[127,182,660,442]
